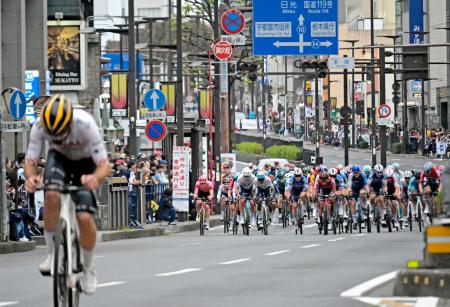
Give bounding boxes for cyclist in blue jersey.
[285,168,308,224]
[346,165,368,229]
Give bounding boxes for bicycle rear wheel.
[54,220,75,307]
[224,204,230,234]
[282,200,288,228]
[199,209,205,236]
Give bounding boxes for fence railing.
[97,177,129,231]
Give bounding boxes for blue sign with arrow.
[144,89,166,111]
[9,90,27,120]
[252,0,338,56]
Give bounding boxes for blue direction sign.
[252,0,338,56]
[9,90,27,120]
[144,89,166,111]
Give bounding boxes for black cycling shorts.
[44,150,97,215]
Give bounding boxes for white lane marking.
[97,281,127,288]
[340,271,398,297]
[0,302,20,307]
[209,226,222,231]
[354,233,366,237]
[220,258,251,265]
[265,250,291,256]
[304,224,318,228]
[93,255,107,259]
[355,296,439,307]
[301,244,320,249]
[328,237,345,242]
[177,242,201,247]
[155,268,202,277]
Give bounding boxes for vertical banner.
[199,90,211,119]
[48,21,85,89]
[172,146,191,212]
[110,73,128,117]
[24,70,39,123]
[409,0,424,44]
[161,82,176,121]
[45,70,51,95]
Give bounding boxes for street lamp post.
[340,39,359,148]
[128,0,137,159]
[370,0,377,166]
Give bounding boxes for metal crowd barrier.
[136,175,169,225]
[96,177,129,231]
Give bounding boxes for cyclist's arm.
[193,182,199,199]
[24,122,45,179]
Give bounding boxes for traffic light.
[392,81,401,105]
[402,46,429,80]
[267,85,273,103]
[294,58,328,78]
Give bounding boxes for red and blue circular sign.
[145,120,167,142]
[221,9,245,35]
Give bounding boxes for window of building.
[138,7,162,18]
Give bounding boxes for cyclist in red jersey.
[314,169,336,218]
[193,175,214,229]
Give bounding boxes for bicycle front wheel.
[54,220,75,307]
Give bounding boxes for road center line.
[97,281,127,288]
[328,237,345,242]
[301,244,320,249]
[155,268,202,277]
[265,250,291,256]
[340,271,398,297]
[0,302,19,307]
[304,224,318,228]
[220,258,251,265]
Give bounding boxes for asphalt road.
[0,221,423,307]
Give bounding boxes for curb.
[0,241,36,254]
[393,269,450,298]
[97,217,223,242]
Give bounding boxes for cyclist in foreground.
[193,175,214,229]
[24,95,111,295]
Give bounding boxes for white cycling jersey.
[26,109,107,165]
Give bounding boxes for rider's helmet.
[223,177,230,184]
[424,162,433,173]
[340,169,347,177]
[373,164,384,173]
[336,164,343,172]
[352,165,361,173]
[392,162,400,171]
[404,171,413,178]
[293,168,302,176]
[345,165,352,173]
[198,175,207,183]
[300,162,306,168]
[385,167,395,177]
[363,165,372,173]
[319,165,328,173]
[242,169,252,177]
[412,170,421,179]
[328,168,338,177]
[256,172,266,180]
[40,94,73,139]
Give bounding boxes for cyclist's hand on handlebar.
[25,175,40,193]
[81,174,100,190]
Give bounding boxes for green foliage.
[359,141,369,149]
[391,142,402,154]
[236,142,264,155]
[266,145,302,161]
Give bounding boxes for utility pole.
[128,0,137,159]
[176,0,184,146]
[370,0,377,166]
[148,20,154,88]
[284,57,288,129]
[379,47,387,166]
[343,59,349,166]
[213,0,221,191]
[262,57,267,140]
[402,79,409,153]
[314,71,320,165]
[421,79,425,155]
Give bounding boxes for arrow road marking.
[155,268,202,277]
[220,258,251,265]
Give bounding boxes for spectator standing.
[157,188,176,225]
[128,161,141,223]
[154,163,169,184]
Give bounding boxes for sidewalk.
[30,216,223,246]
[0,241,36,254]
